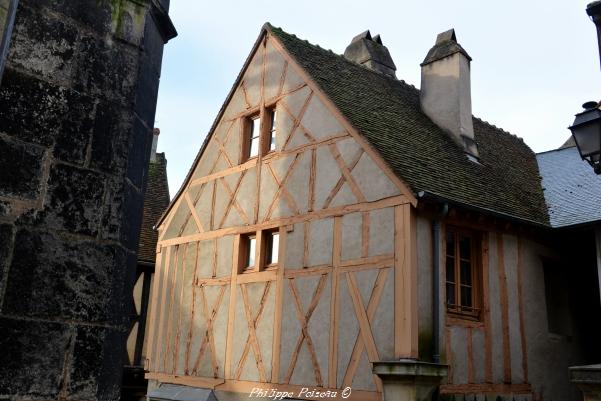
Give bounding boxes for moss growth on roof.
[268,24,549,225]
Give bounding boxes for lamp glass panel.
[573,121,601,157]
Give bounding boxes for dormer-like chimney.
[344,30,396,78]
[420,29,479,159]
[150,128,160,162]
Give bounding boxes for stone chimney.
[344,30,396,78]
[150,127,160,162]
[420,29,479,159]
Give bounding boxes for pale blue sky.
[155,0,601,198]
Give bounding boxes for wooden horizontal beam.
[236,269,277,284]
[160,195,409,247]
[218,379,380,401]
[187,133,349,189]
[146,373,381,401]
[145,372,224,389]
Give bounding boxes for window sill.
[237,269,277,284]
[446,306,482,324]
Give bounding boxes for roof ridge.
[269,25,529,143]
[472,115,528,145]
[536,146,578,156]
[267,24,413,85]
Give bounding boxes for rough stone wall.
[0,1,171,400]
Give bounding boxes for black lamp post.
[568,2,601,173]
[569,102,601,174]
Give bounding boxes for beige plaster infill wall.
[145,31,415,401]
[416,218,585,401]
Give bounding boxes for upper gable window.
[445,227,482,320]
[266,108,277,153]
[243,116,261,160]
[241,105,278,162]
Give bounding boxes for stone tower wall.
[0,1,173,400]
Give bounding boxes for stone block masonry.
[0,0,175,400]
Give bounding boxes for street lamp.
[569,101,601,174]
[568,2,601,173]
[587,0,601,69]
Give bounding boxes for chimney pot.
[344,30,397,78]
[150,127,160,162]
[436,29,456,44]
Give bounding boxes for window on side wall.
[445,227,482,319]
[542,259,572,337]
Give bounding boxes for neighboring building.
[145,24,601,401]
[0,1,175,400]
[122,129,171,401]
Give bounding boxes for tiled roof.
[268,24,550,225]
[537,147,601,228]
[138,153,170,263]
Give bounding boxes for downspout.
[432,203,448,364]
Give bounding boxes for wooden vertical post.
[271,227,286,383]
[482,233,493,383]
[155,246,173,372]
[394,204,418,359]
[497,234,512,384]
[517,237,529,383]
[329,216,342,388]
[146,245,164,371]
[225,235,240,379]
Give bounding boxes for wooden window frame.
[263,228,280,270]
[238,228,281,273]
[444,226,483,321]
[240,103,278,163]
[239,233,258,272]
[241,114,261,162]
[263,106,277,155]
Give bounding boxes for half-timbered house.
[144,24,601,401]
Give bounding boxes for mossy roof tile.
[268,24,549,225]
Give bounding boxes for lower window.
[445,227,482,319]
[239,228,280,272]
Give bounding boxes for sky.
[155,0,601,198]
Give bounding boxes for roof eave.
[417,190,551,229]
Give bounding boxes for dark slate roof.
[268,24,550,226]
[537,147,601,228]
[138,153,170,263]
